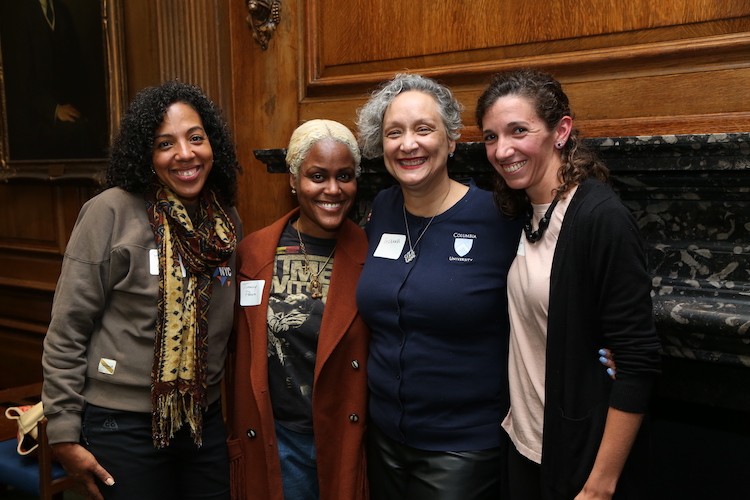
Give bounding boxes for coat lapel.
[315,219,367,380]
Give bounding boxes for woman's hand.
[598,348,616,379]
[51,442,114,500]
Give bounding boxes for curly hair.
[475,68,608,217]
[286,119,362,177]
[356,73,463,159]
[106,80,239,206]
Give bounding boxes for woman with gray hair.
[355,74,522,499]
[226,119,370,500]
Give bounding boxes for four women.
[43,69,658,499]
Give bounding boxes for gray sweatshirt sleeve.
[42,193,114,444]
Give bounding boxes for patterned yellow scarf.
[146,185,236,448]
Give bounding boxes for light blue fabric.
[275,421,319,500]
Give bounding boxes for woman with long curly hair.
[476,68,661,500]
[42,80,241,500]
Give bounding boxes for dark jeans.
[82,401,229,500]
[368,424,506,500]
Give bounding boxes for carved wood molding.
[303,32,750,95]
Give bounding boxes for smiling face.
[481,94,571,203]
[152,102,213,205]
[290,139,357,239]
[381,90,455,193]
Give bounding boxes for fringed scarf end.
[151,392,204,448]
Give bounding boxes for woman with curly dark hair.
[42,80,242,500]
[476,69,660,500]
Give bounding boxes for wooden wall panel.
[0,330,45,387]
[122,0,232,116]
[295,0,750,140]
[0,182,96,388]
[230,0,301,232]
[316,0,750,67]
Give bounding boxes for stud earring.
[555,142,564,149]
[291,188,296,195]
[449,152,455,158]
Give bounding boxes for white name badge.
[240,280,265,306]
[149,249,159,275]
[149,249,187,277]
[373,233,407,260]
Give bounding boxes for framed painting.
[0,0,125,180]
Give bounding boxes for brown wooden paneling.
[0,184,62,253]
[0,183,95,254]
[315,0,750,68]
[292,1,750,139]
[0,287,53,332]
[0,330,44,388]
[122,0,232,115]
[0,180,96,384]
[122,0,161,98]
[230,0,300,232]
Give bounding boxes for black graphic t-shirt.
[267,221,335,433]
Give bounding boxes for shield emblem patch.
[454,238,473,257]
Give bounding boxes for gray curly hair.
[286,119,362,177]
[355,73,463,159]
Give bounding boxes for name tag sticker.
[149,249,159,275]
[373,233,406,260]
[240,280,265,306]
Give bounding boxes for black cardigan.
[540,179,661,499]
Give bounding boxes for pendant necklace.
[295,223,335,299]
[523,198,559,243]
[402,184,451,263]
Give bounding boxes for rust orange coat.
[227,209,369,500]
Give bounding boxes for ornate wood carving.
[247,0,281,50]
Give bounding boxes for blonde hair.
[286,119,362,177]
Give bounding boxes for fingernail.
[598,348,606,356]
[607,368,615,376]
[105,477,115,486]
[599,356,608,364]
